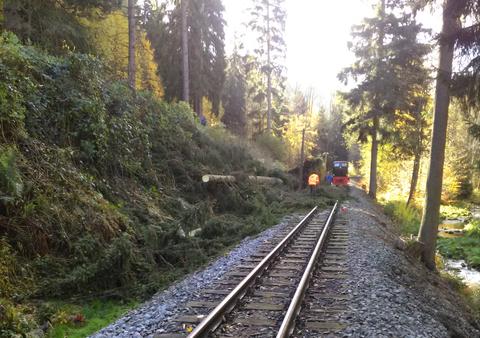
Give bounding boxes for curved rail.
[187,206,319,338]
[276,201,338,338]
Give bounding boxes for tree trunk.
[298,128,306,190]
[369,115,379,199]
[27,0,32,42]
[181,0,190,103]
[128,0,136,90]
[407,149,421,206]
[266,0,272,133]
[194,96,203,118]
[368,0,385,200]
[418,0,460,270]
[0,1,3,29]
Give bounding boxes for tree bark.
[369,115,379,199]
[407,149,421,206]
[128,0,136,90]
[194,95,203,118]
[266,0,272,133]
[27,0,32,42]
[298,128,306,190]
[181,0,190,103]
[368,0,385,200]
[418,0,461,270]
[0,1,3,29]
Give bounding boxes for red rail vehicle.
[332,161,350,186]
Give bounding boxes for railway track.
[156,202,350,338]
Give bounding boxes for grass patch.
[440,270,467,291]
[47,300,137,338]
[382,200,421,236]
[463,285,480,318]
[439,271,480,320]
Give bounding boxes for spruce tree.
[128,0,136,91]
[146,0,225,116]
[339,0,429,199]
[3,0,121,52]
[247,0,287,134]
[222,46,247,136]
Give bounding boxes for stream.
[439,206,480,286]
[444,259,480,286]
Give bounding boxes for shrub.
[0,146,23,202]
[255,133,288,163]
[465,220,480,237]
[0,239,21,298]
[383,200,421,236]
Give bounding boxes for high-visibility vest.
[308,174,320,186]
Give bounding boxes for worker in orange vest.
[308,173,320,193]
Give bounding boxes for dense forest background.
[2,0,480,336]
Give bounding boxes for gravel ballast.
[93,187,480,337]
[91,214,301,338]
[341,187,480,337]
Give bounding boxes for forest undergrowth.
[0,33,345,337]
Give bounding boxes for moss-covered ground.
[43,300,137,338]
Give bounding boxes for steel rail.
[187,206,319,338]
[276,201,339,338]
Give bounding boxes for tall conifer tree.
[146,0,225,116]
[222,46,247,135]
[128,0,136,90]
[340,0,429,200]
[247,0,286,134]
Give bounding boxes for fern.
[0,146,23,200]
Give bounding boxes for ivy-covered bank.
[0,33,341,336]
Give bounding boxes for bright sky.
[223,0,442,107]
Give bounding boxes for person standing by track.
[308,172,320,194]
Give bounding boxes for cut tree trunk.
[202,175,283,185]
[418,0,461,270]
[181,0,190,103]
[369,115,379,199]
[128,0,136,90]
[407,149,421,206]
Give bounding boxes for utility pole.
[266,0,272,133]
[182,0,190,103]
[298,128,306,190]
[128,0,136,91]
